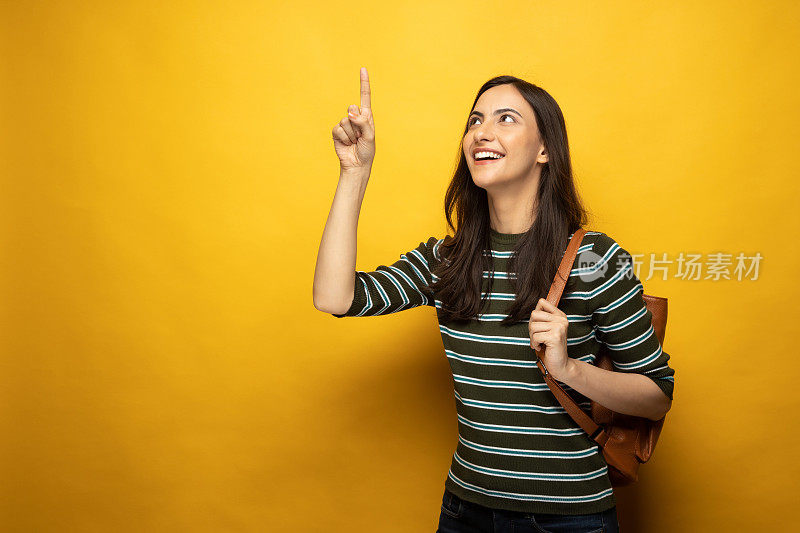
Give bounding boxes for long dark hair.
[431,75,590,326]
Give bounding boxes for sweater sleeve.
[584,232,676,401]
[331,236,441,318]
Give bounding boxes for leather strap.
[535,228,610,447]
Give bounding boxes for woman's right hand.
[332,67,376,173]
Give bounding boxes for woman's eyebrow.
[469,107,523,118]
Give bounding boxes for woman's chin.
[471,172,513,189]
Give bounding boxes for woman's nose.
[474,125,494,141]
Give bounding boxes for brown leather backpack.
[535,227,669,486]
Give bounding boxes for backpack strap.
[535,228,610,446]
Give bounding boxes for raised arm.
[329,236,441,318]
[313,67,376,314]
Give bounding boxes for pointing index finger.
[360,67,371,111]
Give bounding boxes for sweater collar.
[489,227,524,247]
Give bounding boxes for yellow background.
[2,1,798,531]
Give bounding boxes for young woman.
[314,67,675,533]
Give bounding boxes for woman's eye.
[469,114,515,126]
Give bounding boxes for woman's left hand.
[528,298,573,381]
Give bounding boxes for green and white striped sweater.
[332,227,675,515]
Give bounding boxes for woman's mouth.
[473,150,506,165]
[474,155,505,165]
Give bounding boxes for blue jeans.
[436,488,620,533]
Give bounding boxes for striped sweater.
[332,228,676,515]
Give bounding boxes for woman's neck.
[487,192,537,234]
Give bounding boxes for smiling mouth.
[474,155,505,165]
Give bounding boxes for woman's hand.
[529,298,574,382]
[332,67,376,173]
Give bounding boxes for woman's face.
[463,84,548,190]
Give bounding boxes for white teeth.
[474,151,504,160]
